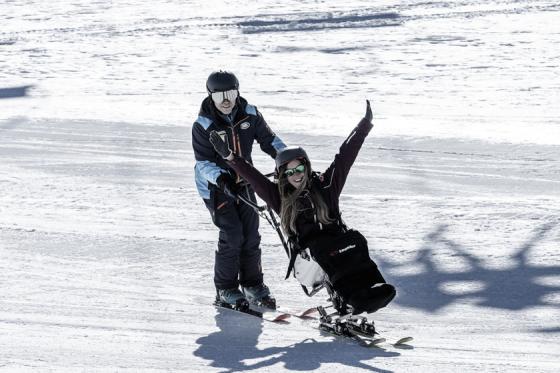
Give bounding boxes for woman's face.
[284,159,307,189]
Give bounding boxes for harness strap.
[284,237,302,279]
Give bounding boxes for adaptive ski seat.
[304,229,396,315]
[226,183,395,316]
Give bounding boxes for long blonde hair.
[278,160,334,236]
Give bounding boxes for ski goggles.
[284,164,305,177]
[211,89,239,105]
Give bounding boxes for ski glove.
[209,130,233,159]
[216,173,239,197]
[365,99,373,123]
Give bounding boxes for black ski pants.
[203,188,263,290]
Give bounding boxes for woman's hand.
[365,99,372,123]
[209,130,234,160]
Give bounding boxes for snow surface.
[1,1,559,372]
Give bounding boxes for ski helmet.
[206,70,239,93]
[275,146,309,170]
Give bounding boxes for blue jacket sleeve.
[192,121,224,186]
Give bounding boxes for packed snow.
[1,1,559,372]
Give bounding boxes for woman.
[209,100,395,314]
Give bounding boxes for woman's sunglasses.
[284,164,305,177]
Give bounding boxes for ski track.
[1,118,559,372]
[2,1,560,142]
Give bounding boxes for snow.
[1,0,559,372]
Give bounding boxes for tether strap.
[284,238,301,279]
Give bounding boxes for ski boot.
[216,288,250,311]
[242,284,276,310]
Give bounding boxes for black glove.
[216,173,238,196]
[365,99,373,123]
[209,130,233,159]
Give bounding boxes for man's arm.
[192,121,226,186]
[210,130,281,213]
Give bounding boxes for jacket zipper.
[228,115,249,184]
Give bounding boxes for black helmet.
[206,70,239,93]
[275,146,308,170]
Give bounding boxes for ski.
[390,336,414,346]
[249,304,292,323]
[317,321,413,348]
[361,334,413,348]
[348,331,387,348]
[313,306,413,348]
[316,319,385,348]
[260,309,292,323]
[276,306,319,320]
[340,326,413,348]
[214,299,412,347]
[214,300,291,323]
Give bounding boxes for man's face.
[211,89,238,115]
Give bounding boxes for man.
[192,70,286,310]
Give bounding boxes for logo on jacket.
[240,122,251,130]
[330,244,356,256]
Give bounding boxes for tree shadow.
[194,308,400,372]
[376,222,560,314]
[0,85,33,99]
[539,327,560,333]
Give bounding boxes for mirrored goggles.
[284,164,305,177]
[211,89,239,105]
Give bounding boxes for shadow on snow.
[194,308,400,373]
[376,222,560,314]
